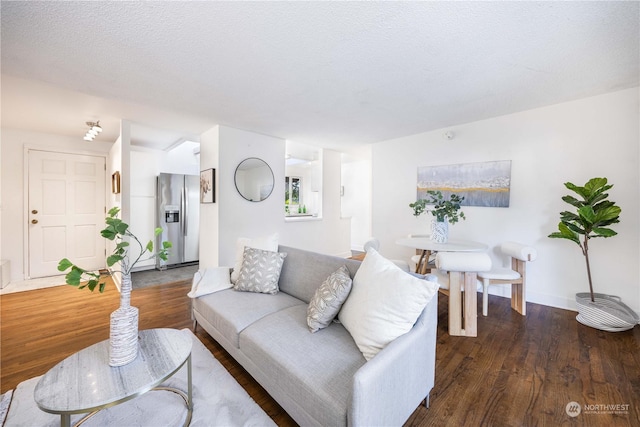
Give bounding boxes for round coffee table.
[34,328,193,427]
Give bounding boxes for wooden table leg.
[415,250,425,273]
[463,273,478,337]
[418,250,432,275]
[448,272,463,336]
[448,272,478,337]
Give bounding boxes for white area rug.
[2,329,276,426]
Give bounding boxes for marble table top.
[34,328,192,415]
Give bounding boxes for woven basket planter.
[575,293,639,332]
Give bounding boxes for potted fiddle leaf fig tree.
[410,190,465,243]
[58,207,172,365]
[548,177,638,331]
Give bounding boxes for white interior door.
[28,150,106,278]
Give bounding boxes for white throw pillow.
[230,233,279,283]
[338,248,439,361]
[187,267,232,298]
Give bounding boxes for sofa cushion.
[192,289,304,348]
[338,248,439,361]
[234,247,287,294]
[231,233,279,283]
[307,265,353,333]
[239,305,366,427]
[277,245,362,303]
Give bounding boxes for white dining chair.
[477,242,537,316]
[433,252,492,337]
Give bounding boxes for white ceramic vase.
[430,219,449,243]
[109,271,139,366]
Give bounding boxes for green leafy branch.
[57,207,172,292]
[410,190,466,224]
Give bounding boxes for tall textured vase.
[430,219,449,243]
[109,270,139,367]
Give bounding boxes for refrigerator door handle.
[183,184,188,236]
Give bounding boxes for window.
[285,176,302,207]
[285,141,322,219]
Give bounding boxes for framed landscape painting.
[417,160,511,207]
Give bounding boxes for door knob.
[32,210,38,214]
[31,219,38,224]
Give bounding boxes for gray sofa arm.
[348,295,438,426]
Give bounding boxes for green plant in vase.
[57,206,172,366]
[410,190,466,243]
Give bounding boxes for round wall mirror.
[234,157,275,202]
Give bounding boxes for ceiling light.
[84,121,102,141]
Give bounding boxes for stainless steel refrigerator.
[156,173,199,268]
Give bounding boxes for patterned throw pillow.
[307,265,353,333]
[233,247,287,294]
[230,234,279,284]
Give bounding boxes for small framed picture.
[111,171,121,194]
[200,168,215,203]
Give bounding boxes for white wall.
[341,145,373,251]
[159,142,200,175]
[200,125,351,268]
[372,88,640,313]
[108,136,122,212]
[199,126,220,269]
[0,129,112,281]
[216,126,285,266]
[129,148,161,271]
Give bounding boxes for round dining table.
[395,237,488,274]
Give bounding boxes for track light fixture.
[84,121,102,141]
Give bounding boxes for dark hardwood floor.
[2,281,639,426]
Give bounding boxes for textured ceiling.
[1,1,638,150]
